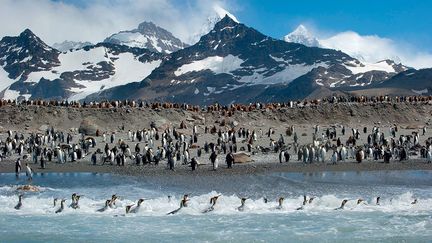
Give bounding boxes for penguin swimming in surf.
[125,205,134,214]
[53,198,58,207]
[275,197,284,210]
[308,197,314,204]
[14,195,23,210]
[97,200,111,212]
[202,195,221,213]
[237,198,247,212]
[55,199,66,214]
[109,195,119,208]
[296,195,307,210]
[129,199,144,214]
[70,193,81,209]
[376,197,380,205]
[411,199,418,205]
[335,200,348,210]
[167,196,189,215]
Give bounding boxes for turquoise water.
[0,171,431,242]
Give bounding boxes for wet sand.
[1,157,431,177]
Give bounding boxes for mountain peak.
[20,29,37,38]
[104,21,187,53]
[213,5,239,23]
[214,14,240,30]
[187,5,239,44]
[137,21,160,34]
[284,25,320,47]
[292,25,309,35]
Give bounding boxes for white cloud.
[0,0,234,45]
[285,24,432,69]
[318,30,432,69]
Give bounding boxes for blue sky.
[56,0,432,47]
[238,0,432,47]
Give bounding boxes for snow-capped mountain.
[92,15,409,104]
[0,17,416,103]
[188,5,239,45]
[53,41,93,52]
[284,25,320,47]
[0,29,166,100]
[104,21,187,54]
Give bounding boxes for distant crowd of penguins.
[1,95,432,113]
[12,193,420,215]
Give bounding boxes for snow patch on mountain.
[68,53,161,100]
[344,59,397,74]
[174,55,243,76]
[25,46,109,83]
[0,66,16,91]
[53,41,93,52]
[3,88,21,100]
[239,62,328,85]
[14,45,162,100]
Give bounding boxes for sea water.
[0,170,431,242]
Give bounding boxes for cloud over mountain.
[285,25,432,69]
[0,0,234,45]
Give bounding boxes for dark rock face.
[0,29,60,80]
[374,68,432,94]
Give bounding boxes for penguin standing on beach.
[15,158,21,176]
[25,163,32,181]
[279,150,284,163]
